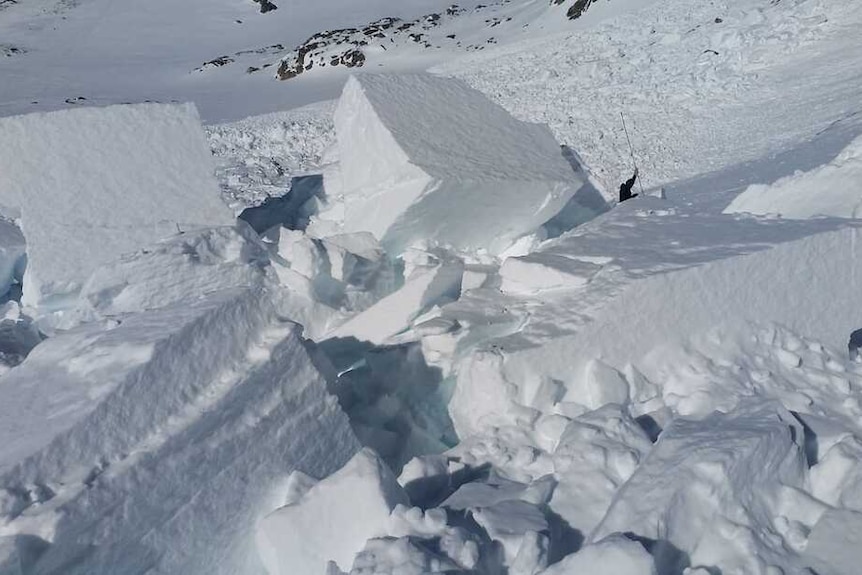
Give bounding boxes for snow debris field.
[1,0,862,573]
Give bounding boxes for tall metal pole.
[620,112,645,195]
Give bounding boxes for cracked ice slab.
[0,103,234,307]
[328,73,601,255]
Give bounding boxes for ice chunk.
[349,535,469,574]
[388,505,448,539]
[272,229,394,311]
[591,403,806,573]
[398,455,452,505]
[80,223,269,316]
[0,103,234,306]
[257,447,409,575]
[810,435,862,510]
[551,405,652,535]
[542,535,656,575]
[724,134,862,219]
[581,359,631,409]
[329,73,597,255]
[803,509,862,575]
[472,499,549,568]
[327,259,463,345]
[448,350,518,439]
[0,217,25,298]
[500,253,602,294]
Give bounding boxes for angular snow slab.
[803,509,862,575]
[80,223,269,316]
[326,260,463,345]
[332,73,593,254]
[551,404,652,535]
[543,535,656,575]
[724,134,862,219]
[0,217,25,297]
[0,103,234,306]
[0,287,359,574]
[500,253,602,294]
[257,447,408,574]
[591,403,806,573]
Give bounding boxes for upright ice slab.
[0,103,234,307]
[329,73,597,255]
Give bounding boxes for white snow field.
[0,103,234,308]
[1,0,862,572]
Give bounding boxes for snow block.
[500,253,602,294]
[551,404,652,535]
[327,259,463,345]
[449,350,518,439]
[0,103,234,307]
[272,229,393,311]
[0,217,25,298]
[724,134,862,219]
[472,499,549,568]
[256,447,409,574]
[0,286,359,574]
[80,223,269,316]
[331,73,592,255]
[542,535,656,575]
[582,359,631,409]
[591,403,806,573]
[803,509,862,575]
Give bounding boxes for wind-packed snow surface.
[1,0,862,572]
[0,103,234,307]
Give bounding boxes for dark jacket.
[619,170,638,203]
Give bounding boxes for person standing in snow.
[618,167,639,203]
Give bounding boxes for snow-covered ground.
[1,0,862,573]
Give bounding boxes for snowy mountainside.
[0,0,497,121]
[261,0,653,82]
[0,0,620,122]
[206,0,862,207]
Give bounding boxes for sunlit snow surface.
[1,0,862,573]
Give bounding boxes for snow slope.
[438,0,862,193]
[0,0,599,122]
